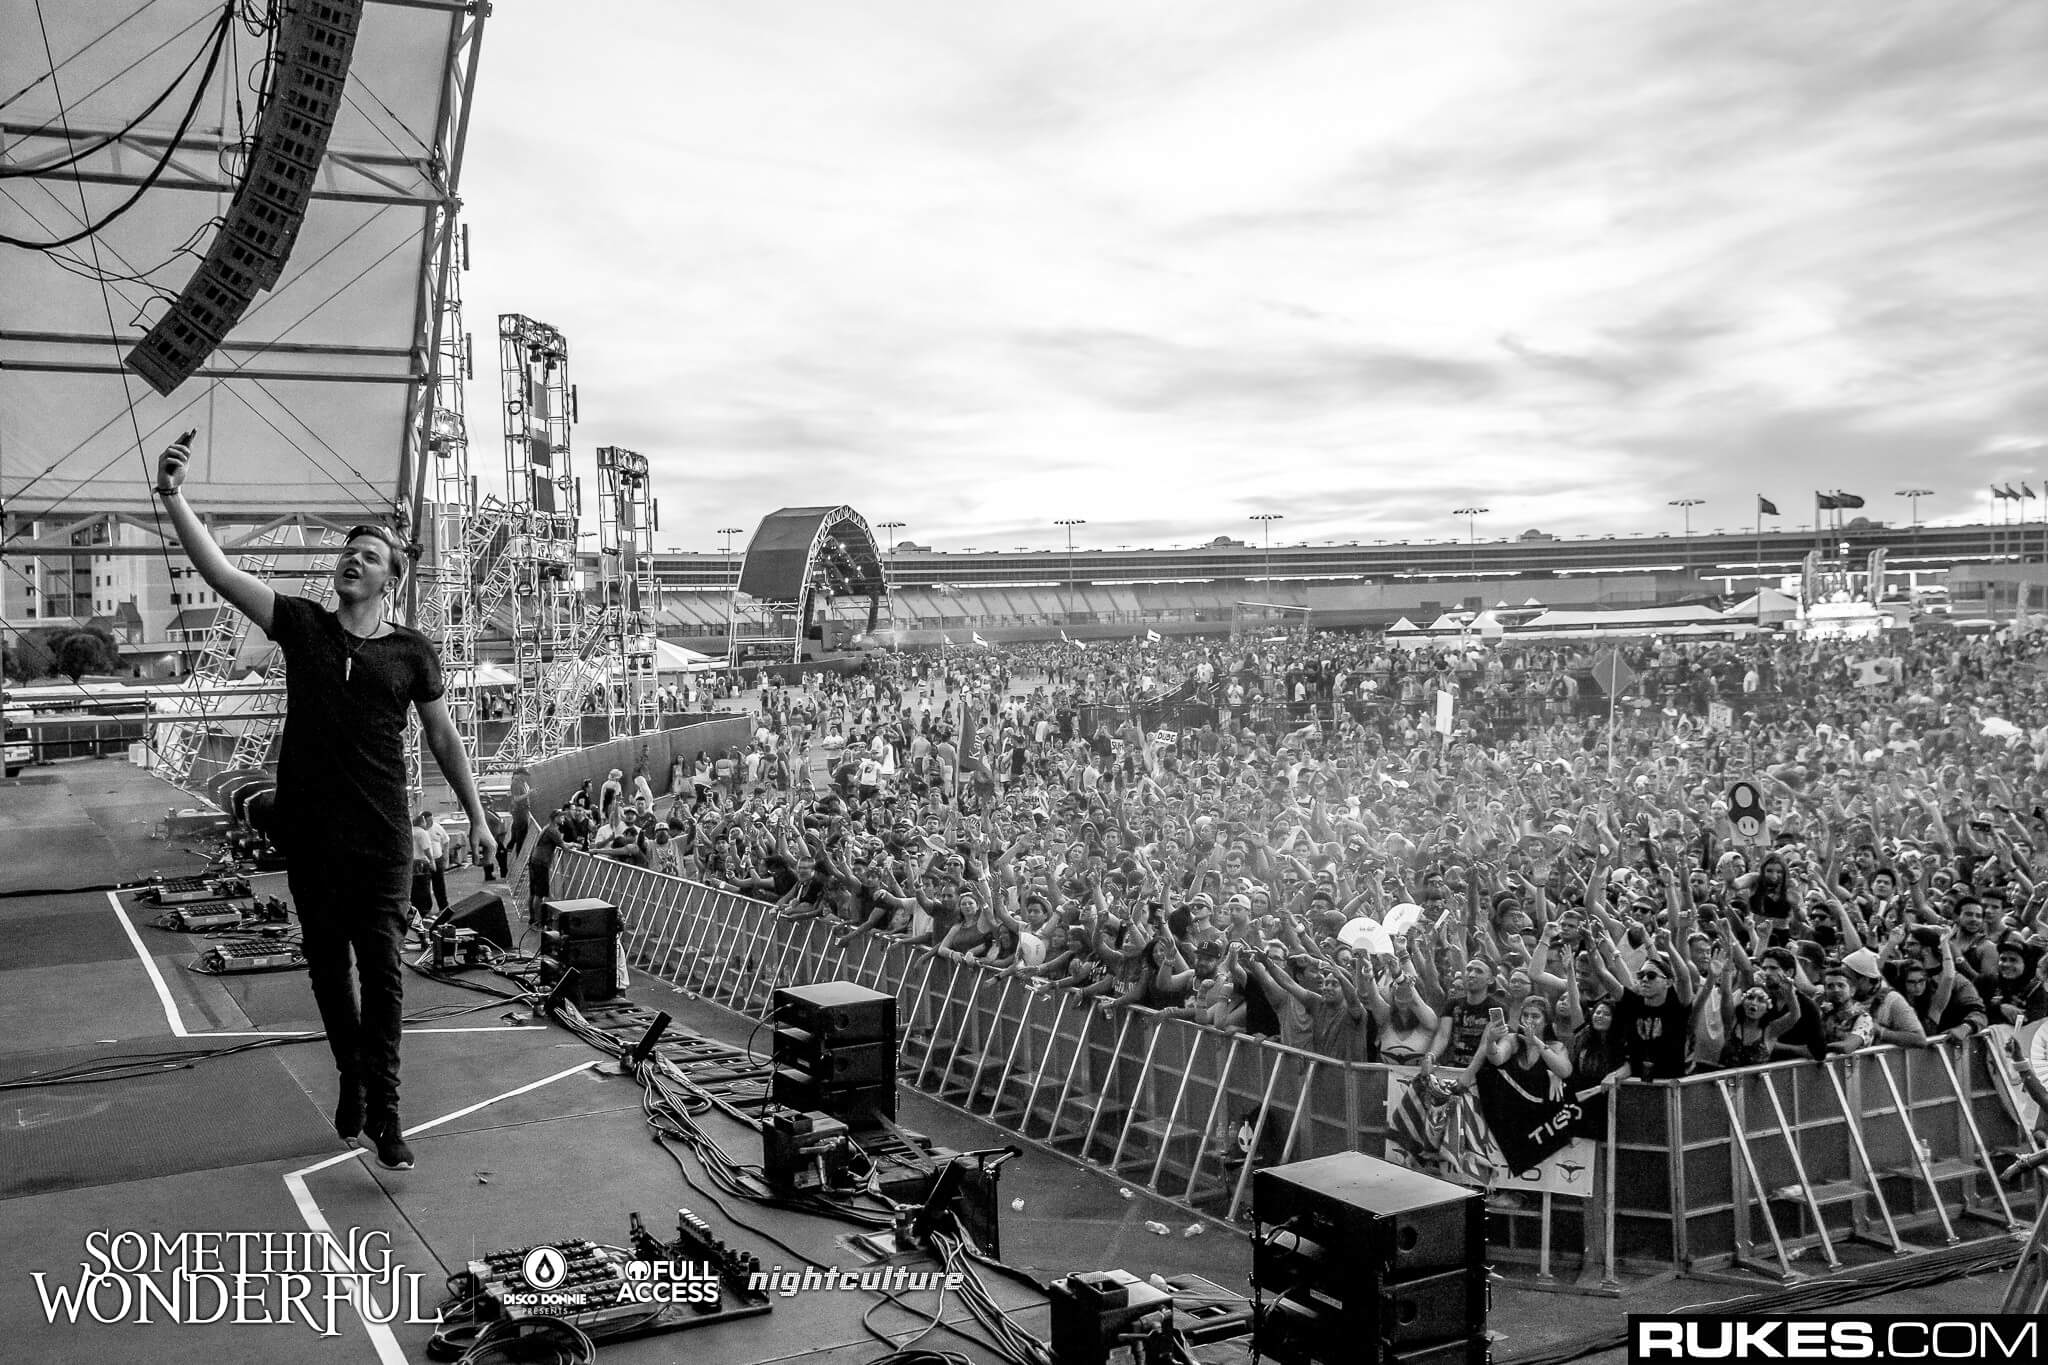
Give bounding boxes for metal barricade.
[1665,1042,2026,1279]
[545,851,2039,1292]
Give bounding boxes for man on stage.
[155,432,496,1170]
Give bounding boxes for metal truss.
[488,313,580,772]
[408,221,479,793]
[153,524,334,791]
[594,446,660,736]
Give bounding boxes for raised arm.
[153,434,275,633]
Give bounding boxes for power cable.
[7,1,187,750]
[0,0,233,250]
[0,0,181,119]
[0,11,226,180]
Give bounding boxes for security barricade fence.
[552,850,2041,1291]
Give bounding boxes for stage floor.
[0,761,2014,1365]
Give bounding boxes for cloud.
[453,0,2048,549]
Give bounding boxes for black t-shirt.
[530,824,566,871]
[268,595,441,867]
[1978,972,2048,1024]
[1612,987,1691,1080]
[1443,992,1506,1067]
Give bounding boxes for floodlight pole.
[718,526,743,654]
[876,520,905,636]
[1055,519,1085,627]
[1452,507,1487,576]
[1250,515,1284,599]
[1668,498,1703,572]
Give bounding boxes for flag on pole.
[941,633,953,646]
[1832,491,1865,509]
[1815,491,1840,510]
[971,631,988,648]
[1590,648,1637,696]
[1993,485,2011,500]
[2025,484,2039,499]
[1145,629,1161,643]
[1757,495,1779,517]
[955,697,987,778]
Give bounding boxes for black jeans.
[290,851,410,1117]
[527,861,551,921]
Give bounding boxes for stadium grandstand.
[615,517,2043,645]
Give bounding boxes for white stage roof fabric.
[1,0,482,523]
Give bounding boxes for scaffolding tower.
[410,226,480,788]
[153,523,336,791]
[491,314,581,770]
[595,446,661,736]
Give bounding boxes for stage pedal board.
[196,936,307,974]
[144,875,254,906]
[160,902,253,932]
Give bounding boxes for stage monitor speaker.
[772,981,893,1043]
[543,898,620,938]
[1251,1153,1486,1365]
[447,888,513,949]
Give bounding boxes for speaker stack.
[769,982,896,1130]
[538,897,622,1009]
[1252,1153,1488,1365]
[126,0,366,394]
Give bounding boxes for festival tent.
[1723,587,1799,625]
[1472,610,1506,638]
[1521,604,1730,631]
[655,640,727,673]
[449,662,518,690]
[1386,616,1420,634]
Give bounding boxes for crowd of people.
[502,625,2048,1131]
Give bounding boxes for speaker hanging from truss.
[126,0,366,395]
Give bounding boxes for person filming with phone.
[153,431,497,1171]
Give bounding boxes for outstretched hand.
[155,430,197,493]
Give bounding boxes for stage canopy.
[0,0,485,527]
[735,505,885,604]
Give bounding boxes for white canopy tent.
[655,639,727,673]
[449,663,518,690]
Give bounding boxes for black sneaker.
[333,1078,364,1141]
[366,1115,414,1170]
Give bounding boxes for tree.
[50,628,120,684]
[2,633,56,683]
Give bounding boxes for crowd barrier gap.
[551,851,2041,1292]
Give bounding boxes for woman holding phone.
[1462,997,1573,1092]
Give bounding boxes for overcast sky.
[455,0,2048,554]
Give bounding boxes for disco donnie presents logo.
[30,1230,440,1336]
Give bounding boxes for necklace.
[341,614,387,682]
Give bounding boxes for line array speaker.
[126,0,365,394]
